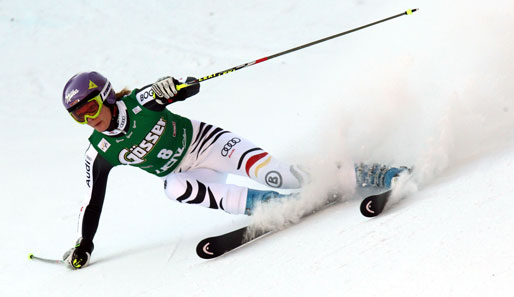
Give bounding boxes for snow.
[2,0,514,296]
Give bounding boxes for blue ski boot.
[245,189,293,215]
[354,163,410,189]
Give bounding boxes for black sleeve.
[142,76,200,111]
[78,145,114,242]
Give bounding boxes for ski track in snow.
[1,0,514,296]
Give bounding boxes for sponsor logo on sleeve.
[136,86,155,106]
[85,158,92,188]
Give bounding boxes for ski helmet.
[62,71,116,111]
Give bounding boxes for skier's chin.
[91,120,108,132]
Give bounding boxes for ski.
[196,190,395,259]
[359,190,392,217]
[196,193,343,259]
[197,189,391,259]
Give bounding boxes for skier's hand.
[152,76,178,103]
[63,238,94,269]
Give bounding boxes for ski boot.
[354,163,410,189]
[245,189,293,215]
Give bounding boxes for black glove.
[63,238,94,269]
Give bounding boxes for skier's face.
[86,105,111,132]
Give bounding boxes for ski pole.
[28,253,65,265]
[176,8,418,91]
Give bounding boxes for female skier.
[61,71,404,269]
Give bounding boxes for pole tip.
[406,8,419,15]
[28,253,34,260]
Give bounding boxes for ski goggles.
[69,94,104,124]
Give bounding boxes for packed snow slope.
[2,0,514,296]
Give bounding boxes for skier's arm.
[141,76,200,111]
[64,145,113,269]
[78,145,113,241]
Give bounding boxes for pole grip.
[176,83,189,91]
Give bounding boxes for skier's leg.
[164,168,249,215]
[171,121,307,214]
[164,169,295,215]
[180,121,308,190]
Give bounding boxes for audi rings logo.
[221,137,241,157]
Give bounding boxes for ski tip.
[360,191,392,217]
[360,199,379,217]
